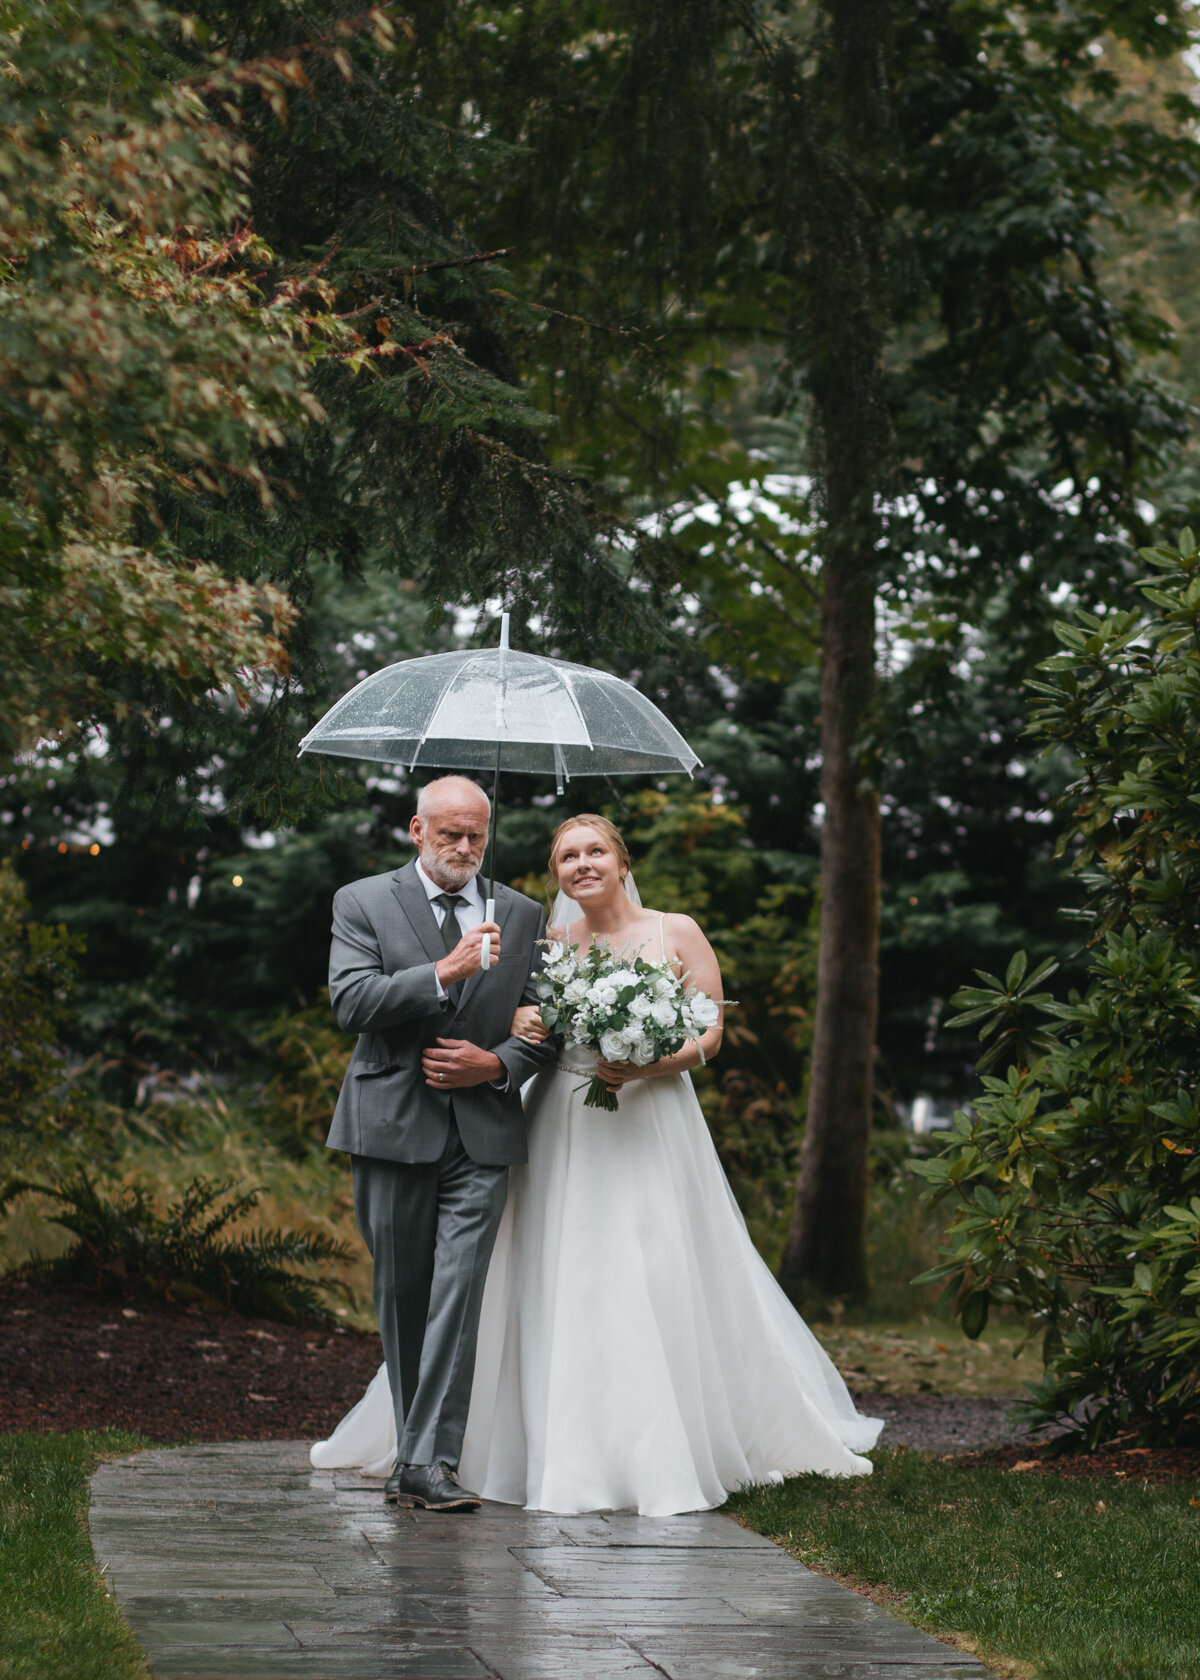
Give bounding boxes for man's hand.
[435,921,502,988]
[422,1037,504,1089]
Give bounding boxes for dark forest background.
[6,0,1200,1327]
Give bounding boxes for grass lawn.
[728,1447,1200,1680]
[0,1430,152,1680]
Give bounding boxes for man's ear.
[409,815,424,847]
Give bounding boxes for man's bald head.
[416,776,491,825]
[411,776,491,891]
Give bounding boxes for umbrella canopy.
[298,615,699,970]
[297,634,699,784]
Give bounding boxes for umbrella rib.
[410,654,487,770]
[555,666,596,753]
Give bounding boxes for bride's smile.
[553,826,626,911]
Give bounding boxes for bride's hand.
[511,1005,549,1044]
[594,1058,644,1090]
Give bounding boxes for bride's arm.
[595,915,724,1087]
[511,1005,549,1043]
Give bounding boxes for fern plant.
[0,1171,353,1324]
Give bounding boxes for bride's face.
[554,825,625,908]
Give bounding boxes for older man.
[326,775,552,1510]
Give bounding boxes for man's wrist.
[482,1050,503,1081]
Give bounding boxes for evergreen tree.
[176,0,666,810]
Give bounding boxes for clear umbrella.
[298,614,699,966]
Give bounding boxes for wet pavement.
[90,1441,987,1679]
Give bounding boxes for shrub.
[0,1170,353,1323]
[912,532,1200,1447]
[253,999,352,1153]
[0,859,82,1145]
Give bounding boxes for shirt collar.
[414,858,482,907]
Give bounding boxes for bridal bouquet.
[535,937,721,1111]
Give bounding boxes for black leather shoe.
[384,1462,481,1511]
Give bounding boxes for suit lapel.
[452,885,517,1021]
[390,863,446,967]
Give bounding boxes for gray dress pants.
[351,1117,508,1470]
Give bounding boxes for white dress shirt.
[415,861,485,1004]
[414,860,507,1090]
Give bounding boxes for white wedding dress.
[312,920,883,1515]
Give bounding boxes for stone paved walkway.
[90,1442,987,1679]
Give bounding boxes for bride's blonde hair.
[548,813,631,884]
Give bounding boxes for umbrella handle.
[481,897,496,971]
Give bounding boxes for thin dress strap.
[658,912,667,963]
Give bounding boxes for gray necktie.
[433,892,466,956]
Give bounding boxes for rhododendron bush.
[914,533,1200,1447]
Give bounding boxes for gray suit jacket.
[325,862,552,1166]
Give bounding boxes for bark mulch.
[959,1439,1200,1484]
[5,1274,1199,1483]
[0,1274,381,1443]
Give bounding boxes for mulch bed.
[959,1439,1200,1484]
[0,1274,382,1443]
[4,1274,1200,1483]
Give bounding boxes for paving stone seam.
[620,1632,689,1678]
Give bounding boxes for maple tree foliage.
[0,1,403,753]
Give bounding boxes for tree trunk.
[779,562,880,1299]
[777,0,892,1303]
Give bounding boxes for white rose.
[589,983,618,1007]
[599,1029,630,1061]
[687,993,720,1030]
[628,1035,657,1066]
[651,996,679,1028]
[629,993,654,1018]
[653,975,676,998]
[607,969,639,992]
[564,978,589,1003]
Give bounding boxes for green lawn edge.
[0,1430,155,1680]
[726,1447,1200,1680]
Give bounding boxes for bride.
[313,814,882,1516]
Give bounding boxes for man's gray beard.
[420,844,481,893]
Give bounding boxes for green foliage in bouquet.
[911,533,1200,1446]
[0,1169,353,1323]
